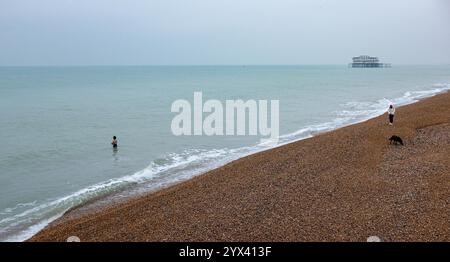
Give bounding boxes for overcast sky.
[0,0,449,66]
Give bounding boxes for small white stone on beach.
[367,236,381,242]
[66,236,81,242]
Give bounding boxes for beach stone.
[66,236,81,242]
[367,236,381,242]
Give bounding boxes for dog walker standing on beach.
[387,104,395,125]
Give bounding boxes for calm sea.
[0,65,449,241]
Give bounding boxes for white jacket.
[388,107,395,115]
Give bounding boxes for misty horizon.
[1,0,449,66]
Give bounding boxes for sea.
[0,65,449,241]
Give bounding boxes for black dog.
[389,135,404,145]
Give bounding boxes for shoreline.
[30,91,450,242]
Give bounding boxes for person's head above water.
[389,105,393,108]
[113,136,116,140]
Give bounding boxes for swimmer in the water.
[111,136,118,148]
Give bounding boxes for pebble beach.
[29,92,450,242]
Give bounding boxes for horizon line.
[1,63,449,67]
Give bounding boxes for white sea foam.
[278,83,450,144]
[0,201,37,216]
[0,147,247,242]
[2,83,449,242]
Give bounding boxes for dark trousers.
[389,114,394,124]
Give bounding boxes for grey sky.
[0,0,449,65]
